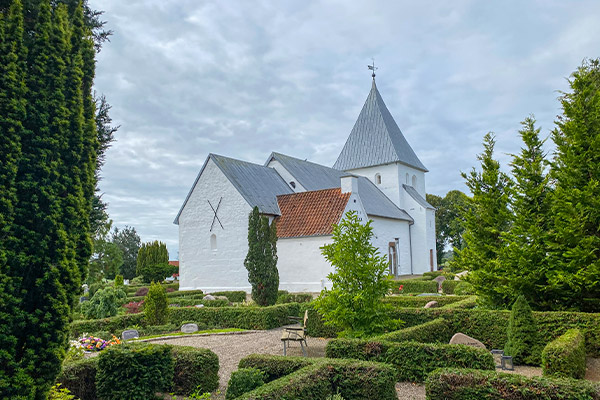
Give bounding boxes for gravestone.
[424,301,438,308]
[203,294,216,301]
[82,284,89,294]
[434,275,446,288]
[121,329,139,340]
[449,333,486,349]
[181,323,199,333]
[79,296,88,303]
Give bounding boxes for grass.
[132,328,247,340]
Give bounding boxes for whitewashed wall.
[178,158,252,291]
[346,163,400,206]
[277,235,334,292]
[426,208,438,270]
[370,216,412,276]
[401,187,432,274]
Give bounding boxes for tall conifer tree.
[454,133,512,307]
[499,117,552,308]
[550,59,600,310]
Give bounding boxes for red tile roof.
[275,188,350,238]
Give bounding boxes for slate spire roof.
[333,80,428,172]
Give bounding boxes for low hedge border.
[542,328,587,379]
[441,280,459,294]
[210,291,247,303]
[124,282,179,295]
[382,295,470,308]
[439,296,478,309]
[169,299,229,307]
[57,343,219,399]
[276,291,313,304]
[374,318,451,344]
[306,306,600,357]
[325,338,494,382]
[391,279,438,294]
[426,368,600,400]
[71,303,300,338]
[234,354,398,400]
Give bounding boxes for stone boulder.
[181,323,199,333]
[449,333,486,349]
[203,294,216,301]
[424,301,438,308]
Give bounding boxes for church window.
[405,173,409,184]
[412,175,417,187]
[289,181,296,189]
[210,234,217,250]
[375,173,381,185]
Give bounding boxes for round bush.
[144,282,169,325]
[226,367,265,399]
[81,287,127,319]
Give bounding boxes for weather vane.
[368,58,378,79]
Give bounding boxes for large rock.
[424,301,438,308]
[203,294,216,301]
[434,275,446,285]
[449,333,486,349]
[181,323,199,333]
[215,295,229,302]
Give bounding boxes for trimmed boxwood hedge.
[391,279,438,294]
[211,291,247,303]
[234,355,398,400]
[306,306,600,357]
[542,328,587,379]
[325,338,494,382]
[440,296,478,310]
[441,280,459,294]
[124,282,179,295]
[70,314,145,338]
[168,298,229,307]
[382,295,470,308]
[426,368,600,400]
[374,318,451,344]
[57,344,219,399]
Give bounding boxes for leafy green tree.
[504,296,541,365]
[499,116,552,308]
[136,240,169,282]
[442,190,471,253]
[111,225,141,279]
[549,59,600,311]
[453,133,512,307]
[81,286,126,319]
[0,2,101,397]
[244,206,279,306]
[314,211,399,337]
[114,274,124,287]
[144,282,169,325]
[426,193,446,265]
[89,220,123,282]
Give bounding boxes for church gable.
[333,80,427,172]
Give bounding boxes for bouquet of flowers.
[77,335,121,352]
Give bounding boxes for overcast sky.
[91,0,600,258]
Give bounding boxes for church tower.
[334,78,437,272]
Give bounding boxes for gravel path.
[150,327,328,398]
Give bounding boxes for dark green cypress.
[549,59,600,311]
[453,133,512,307]
[244,207,279,306]
[499,117,553,309]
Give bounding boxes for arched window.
[375,173,381,185]
[405,173,410,184]
[210,234,217,250]
[412,175,417,187]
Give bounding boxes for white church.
[174,78,436,292]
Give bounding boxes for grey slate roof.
[402,184,435,209]
[266,152,413,222]
[333,80,428,172]
[174,154,293,224]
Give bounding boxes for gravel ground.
[151,326,328,398]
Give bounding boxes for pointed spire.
[333,81,428,172]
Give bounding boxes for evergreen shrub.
[454,281,476,295]
[440,296,478,309]
[276,291,313,304]
[504,296,542,365]
[226,368,265,399]
[57,358,99,400]
[81,286,127,319]
[96,343,174,400]
[426,368,600,400]
[325,339,494,382]
[542,329,587,379]
[382,296,469,308]
[114,275,124,287]
[69,314,145,338]
[172,346,220,395]
[441,280,459,294]
[144,282,169,325]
